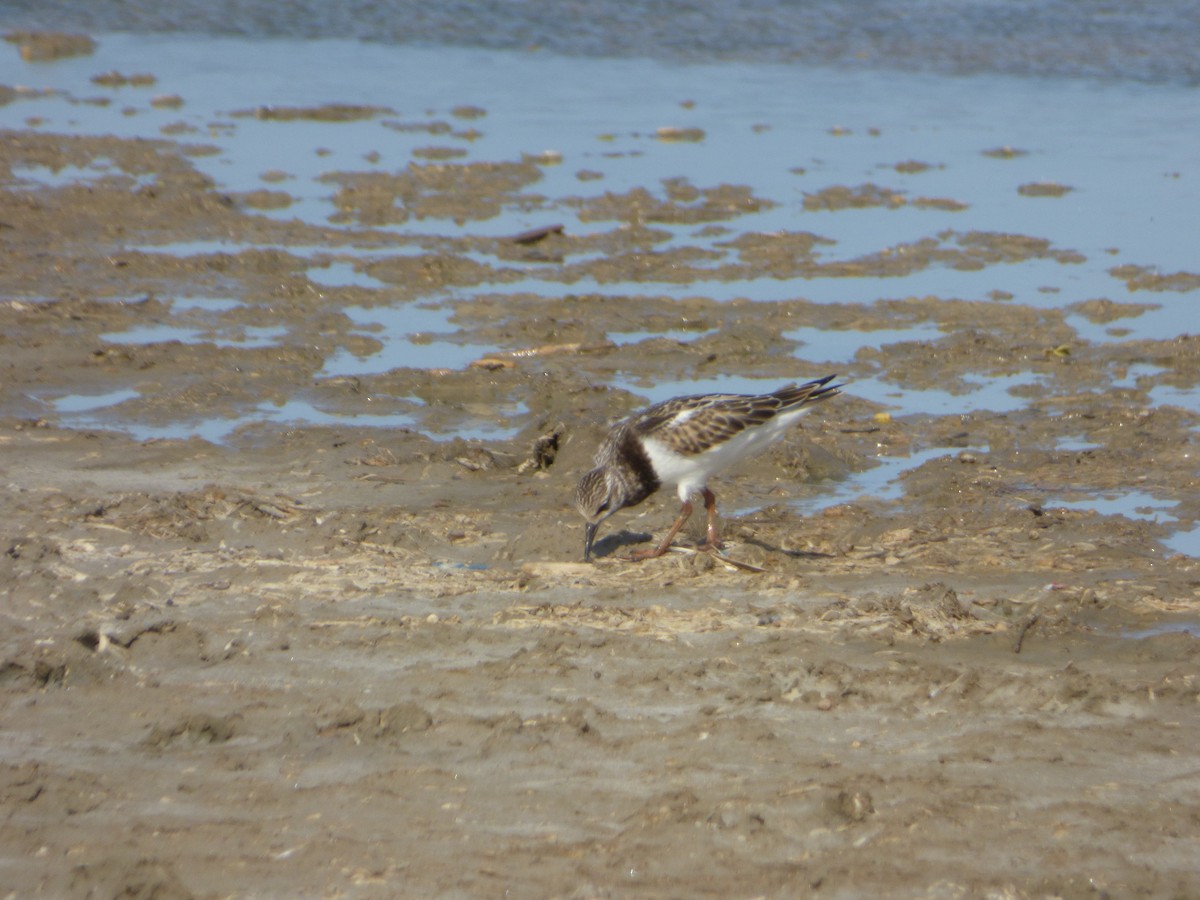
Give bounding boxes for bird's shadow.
[590,530,653,560]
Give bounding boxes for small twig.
[1012,613,1041,654]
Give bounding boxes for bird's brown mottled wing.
[654,396,775,455]
[630,376,840,458]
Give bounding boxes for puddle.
[307,261,391,290]
[1055,435,1102,452]
[835,446,984,504]
[97,296,288,349]
[50,394,518,445]
[849,372,1044,416]
[454,255,1091,307]
[137,239,420,260]
[101,323,287,348]
[729,445,985,519]
[1067,301,1199,345]
[432,561,491,572]
[815,446,985,510]
[139,243,402,291]
[1121,620,1200,640]
[322,303,495,376]
[44,394,412,443]
[1163,523,1200,558]
[11,160,156,190]
[787,322,944,364]
[1110,362,1170,390]
[50,388,140,414]
[50,298,513,441]
[1148,384,1200,415]
[1054,489,1179,524]
[1046,482,1195,561]
[132,399,420,444]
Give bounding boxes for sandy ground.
[2,93,1200,899]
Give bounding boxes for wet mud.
[2,77,1200,898]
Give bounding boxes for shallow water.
[321,304,491,376]
[6,0,1200,84]
[7,37,1196,330]
[1,31,1197,551]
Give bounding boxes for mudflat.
[2,42,1200,899]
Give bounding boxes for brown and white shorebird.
[574,375,842,561]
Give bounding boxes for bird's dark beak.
[584,521,600,562]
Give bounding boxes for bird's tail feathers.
[773,374,843,409]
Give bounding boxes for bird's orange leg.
[699,488,724,551]
[629,500,693,560]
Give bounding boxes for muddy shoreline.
[3,47,1200,898]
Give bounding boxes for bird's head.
[574,466,621,561]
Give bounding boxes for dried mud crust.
[1,123,1200,898]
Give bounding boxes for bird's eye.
[596,502,609,514]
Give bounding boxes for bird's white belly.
[641,406,812,502]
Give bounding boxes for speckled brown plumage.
[575,375,841,561]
